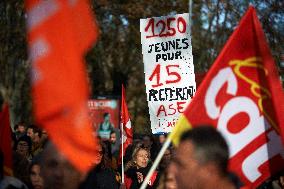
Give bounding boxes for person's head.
[16,135,32,157]
[159,147,173,171]
[164,165,177,189]
[131,146,150,169]
[14,124,19,132]
[29,154,43,189]
[170,126,230,189]
[18,123,26,134]
[109,131,116,144]
[40,142,82,189]
[32,127,42,144]
[158,134,167,145]
[276,171,284,188]
[27,125,36,140]
[279,175,284,187]
[96,142,104,164]
[40,130,48,145]
[33,133,40,145]
[100,140,113,169]
[142,135,153,148]
[103,113,110,121]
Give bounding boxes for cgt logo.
[204,57,284,183]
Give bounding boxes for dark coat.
[79,164,119,189]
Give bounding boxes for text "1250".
[144,17,187,38]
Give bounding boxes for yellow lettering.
[229,57,279,133]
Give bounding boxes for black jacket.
[79,164,119,189]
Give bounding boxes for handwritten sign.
[140,13,196,134]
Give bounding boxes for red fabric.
[0,104,13,176]
[124,171,158,189]
[148,171,158,186]
[119,85,133,165]
[26,0,99,173]
[240,186,252,189]
[181,6,284,188]
[124,176,132,189]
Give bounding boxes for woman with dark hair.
[124,145,159,189]
[28,154,43,189]
[79,140,119,189]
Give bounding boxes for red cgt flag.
[26,0,99,173]
[0,104,13,176]
[119,85,133,162]
[170,6,284,188]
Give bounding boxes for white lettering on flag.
[30,38,50,62]
[27,0,59,31]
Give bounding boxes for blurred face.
[104,114,110,122]
[41,130,48,141]
[97,145,103,163]
[143,136,152,148]
[33,132,41,143]
[161,149,172,166]
[41,143,81,189]
[165,165,177,189]
[27,128,34,139]
[16,141,29,156]
[170,141,207,189]
[109,133,116,144]
[18,125,26,133]
[30,164,43,189]
[159,135,166,144]
[280,176,284,187]
[136,149,149,168]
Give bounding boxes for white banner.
[140,13,196,134]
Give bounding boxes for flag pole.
[189,0,192,36]
[121,122,125,184]
[140,137,171,189]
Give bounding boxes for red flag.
[0,104,13,176]
[119,85,133,162]
[26,0,99,173]
[169,6,284,188]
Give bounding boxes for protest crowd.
[1,121,284,189]
[1,1,284,189]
